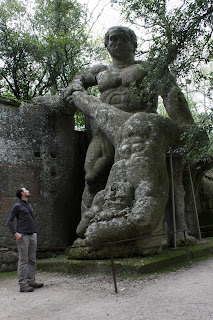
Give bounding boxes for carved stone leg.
[81,130,114,216]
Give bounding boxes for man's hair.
[104,26,137,53]
[16,188,23,199]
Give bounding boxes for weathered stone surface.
[197,172,213,235]
[0,96,86,267]
[68,92,185,258]
[0,250,18,272]
[63,26,197,259]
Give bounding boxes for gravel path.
[1,258,213,320]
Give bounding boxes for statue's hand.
[61,79,88,104]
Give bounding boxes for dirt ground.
[0,258,213,320]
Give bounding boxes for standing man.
[7,187,43,292]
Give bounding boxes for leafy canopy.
[117,0,213,166]
[0,0,97,100]
[119,0,212,101]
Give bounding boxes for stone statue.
[62,26,195,258]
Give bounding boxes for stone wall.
[197,171,213,236]
[0,96,87,271]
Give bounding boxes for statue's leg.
[71,108,186,258]
[77,190,105,238]
[81,114,176,256]
[81,130,114,216]
[172,159,197,245]
[82,154,168,257]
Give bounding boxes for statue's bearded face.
[106,29,135,59]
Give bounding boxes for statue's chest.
[97,64,147,92]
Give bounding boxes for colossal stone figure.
[62,26,195,258]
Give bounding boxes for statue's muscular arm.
[61,64,108,102]
[72,91,130,145]
[158,68,194,125]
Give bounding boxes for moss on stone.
[0,95,21,107]
[36,238,213,277]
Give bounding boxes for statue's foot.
[176,232,197,247]
[66,238,162,260]
[66,238,111,259]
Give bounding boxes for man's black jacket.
[7,200,37,234]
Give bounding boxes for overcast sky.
[79,0,184,35]
[79,0,126,34]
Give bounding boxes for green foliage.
[118,0,213,166]
[74,85,102,131]
[119,0,213,99]
[157,97,168,117]
[0,0,98,100]
[88,85,100,98]
[175,111,213,166]
[172,93,213,166]
[120,0,212,63]
[74,110,85,132]
[32,0,93,95]
[0,0,34,100]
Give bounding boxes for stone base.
[66,236,162,260]
[0,250,18,272]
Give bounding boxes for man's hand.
[14,232,23,242]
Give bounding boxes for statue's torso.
[96,62,158,113]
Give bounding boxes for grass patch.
[0,271,17,278]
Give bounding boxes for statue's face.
[107,29,134,59]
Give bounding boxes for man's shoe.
[29,282,44,289]
[20,286,34,292]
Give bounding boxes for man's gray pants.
[16,233,37,288]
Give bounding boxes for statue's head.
[104,26,137,59]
